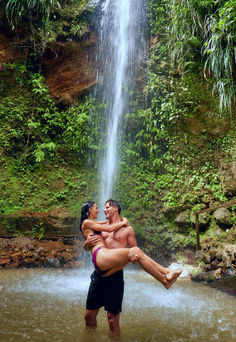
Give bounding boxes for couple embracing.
[80,199,182,336]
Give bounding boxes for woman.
[80,201,182,288]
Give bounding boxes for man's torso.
[102,226,132,249]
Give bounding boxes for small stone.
[202,253,211,263]
[0,258,11,266]
[225,268,235,276]
[204,264,212,272]
[0,253,7,258]
[211,260,219,269]
[209,249,217,260]
[213,268,222,279]
[45,257,56,266]
[10,251,23,261]
[51,249,57,257]
[195,250,203,259]
[33,253,39,261]
[9,261,20,268]
[38,249,45,257]
[212,241,219,248]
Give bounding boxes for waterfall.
[94,0,147,212]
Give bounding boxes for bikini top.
[93,230,101,235]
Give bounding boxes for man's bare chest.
[103,230,128,248]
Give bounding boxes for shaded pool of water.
[0,268,235,342]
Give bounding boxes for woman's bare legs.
[128,247,182,288]
[96,247,182,288]
[133,249,182,285]
[128,247,182,283]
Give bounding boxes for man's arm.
[127,226,139,264]
[127,226,137,247]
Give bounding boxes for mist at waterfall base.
[93,0,146,214]
[0,268,235,342]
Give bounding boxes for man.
[83,199,137,337]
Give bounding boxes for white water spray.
[95,0,146,211]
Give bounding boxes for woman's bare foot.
[163,269,182,289]
[164,278,177,289]
[166,269,182,282]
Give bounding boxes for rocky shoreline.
[190,239,236,295]
[0,236,83,269]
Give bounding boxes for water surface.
[0,268,235,342]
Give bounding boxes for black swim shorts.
[86,270,124,315]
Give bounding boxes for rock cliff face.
[0,13,98,106]
[0,209,81,238]
[43,36,98,106]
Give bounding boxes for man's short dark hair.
[105,199,121,214]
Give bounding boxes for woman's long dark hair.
[80,201,95,232]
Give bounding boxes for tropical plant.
[204,0,236,114]
[3,0,61,28]
[166,0,236,113]
[0,0,62,53]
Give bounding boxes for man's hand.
[83,233,102,251]
[128,248,139,264]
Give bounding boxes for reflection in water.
[0,268,235,342]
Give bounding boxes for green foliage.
[0,63,101,165]
[0,65,61,163]
[204,0,236,113]
[2,219,20,236]
[165,0,236,113]
[25,223,45,239]
[62,99,97,157]
[147,0,167,36]
[0,0,89,53]
[0,158,96,215]
[116,2,235,220]
[0,0,235,256]
[4,0,61,29]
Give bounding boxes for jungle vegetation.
[0,0,235,250]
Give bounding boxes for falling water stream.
[95,0,146,210]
